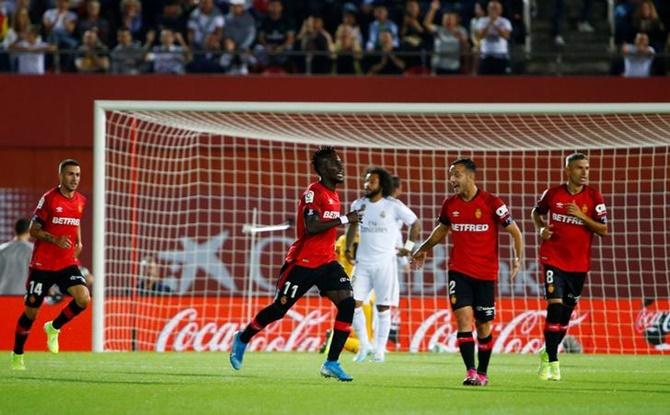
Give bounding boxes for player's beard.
[365,187,381,198]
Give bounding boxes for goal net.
[93,102,670,354]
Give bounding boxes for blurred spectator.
[399,0,426,69]
[188,31,223,73]
[553,0,595,46]
[0,219,32,295]
[623,32,655,77]
[9,24,55,74]
[187,0,224,50]
[1,6,31,70]
[220,36,255,74]
[153,0,187,35]
[110,27,152,74]
[75,28,109,73]
[469,1,486,74]
[365,4,398,52]
[336,3,362,46]
[424,1,468,75]
[631,0,666,51]
[42,0,77,49]
[475,0,511,75]
[297,14,333,74]
[137,256,172,295]
[147,28,190,74]
[224,0,256,52]
[120,0,143,41]
[367,29,404,75]
[334,24,362,74]
[256,0,294,70]
[77,0,110,46]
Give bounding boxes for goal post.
[93,101,670,354]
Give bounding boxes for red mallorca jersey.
[439,189,513,281]
[535,184,607,273]
[31,187,87,271]
[285,181,341,268]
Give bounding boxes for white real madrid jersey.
[351,197,417,264]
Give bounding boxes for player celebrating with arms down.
[346,167,420,363]
[230,146,364,381]
[532,153,608,381]
[411,159,523,386]
[11,159,90,370]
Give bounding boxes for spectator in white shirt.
[474,0,511,75]
[42,0,78,49]
[10,25,56,74]
[147,28,191,74]
[623,32,655,77]
[187,0,224,50]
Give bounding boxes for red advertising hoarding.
[2,296,667,354]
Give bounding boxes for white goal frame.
[92,100,670,352]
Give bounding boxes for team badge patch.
[380,211,386,218]
[280,296,288,305]
[450,295,457,304]
[581,204,588,213]
[28,295,36,304]
[474,208,482,219]
[547,285,555,294]
[305,191,315,203]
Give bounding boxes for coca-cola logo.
[635,308,670,349]
[155,308,330,352]
[410,309,588,354]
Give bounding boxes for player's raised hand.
[53,235,72,249]
[345,204,365,224]
[539,223,554,240]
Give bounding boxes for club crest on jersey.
[474,208,482,219]
[78,204,83,213]
[556,202,564,209]
[547,284,555,294]
[380,211,386,218]
[305,191,315,203]
[581,204,588,214]
[280,296,288,305]
[452,211,460,217]
[450,295,457,304]
[56,206,63,213]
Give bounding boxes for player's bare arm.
[566,201,608,236]
[397,220,422,257]
[503,222,523,280]
[411,222,449,269]
[531,207,554,240]
[29,221,71,249]
[344,220,359,264]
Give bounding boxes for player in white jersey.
[345,167,421,362]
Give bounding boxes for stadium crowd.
[0,0,668,76]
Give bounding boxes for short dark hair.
[15,218,30,235]
[450,158,476,172]
[365,166,393,198]
[565,152,587,167]
[391,175,401,191]
[311,146,338,175]
[59,159,80,173]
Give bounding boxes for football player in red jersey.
[532,153,608,381]
[230,146,364,381]
[11,159,90,370]
[411,158,523,386]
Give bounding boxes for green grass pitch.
[1,352,668,415]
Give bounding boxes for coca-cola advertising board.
[2,296,668,354]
